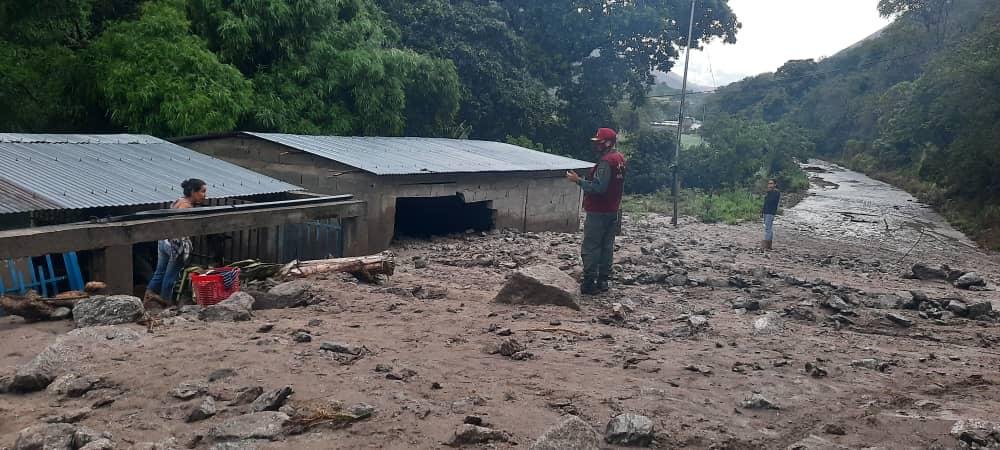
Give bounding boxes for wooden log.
[281,252,395,278]
[0,296,56,323]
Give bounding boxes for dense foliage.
[1,0,739,148]
[705,0,999,244]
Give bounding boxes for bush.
[623,189,763,225]
[624,129,676,194]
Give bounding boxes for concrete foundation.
[181,136,584,251]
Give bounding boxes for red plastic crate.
[190,267,241,306]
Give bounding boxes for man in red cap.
[566,127,627,295]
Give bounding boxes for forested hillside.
[705,0,1000,246]
[0,0,739,160]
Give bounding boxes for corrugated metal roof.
[0,134,301,214]
[240,132,593,175]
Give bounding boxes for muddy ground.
[2,165,999,450]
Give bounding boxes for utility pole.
[672,0,696,226]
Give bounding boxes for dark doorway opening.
[394,196,495,238]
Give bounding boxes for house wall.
[182,137,583,251]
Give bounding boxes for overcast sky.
[672,0,893,88]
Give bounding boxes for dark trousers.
[582,212,619,281]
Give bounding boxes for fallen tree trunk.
[281,252,395,278]
[0,296,56,323]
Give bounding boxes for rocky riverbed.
[1,166,999,450]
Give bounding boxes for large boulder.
[13,423,76,450]
[11,327,141,392]
[910,263,948,281]
[955,272,986,289]
[605,413,655,447]
[73,295,144,328]
[493,265,580,310]
[249,280,316,310]
[200,292,255,322]
[209,412,290,442]
[530,416,602,450]
[967,301,994,319]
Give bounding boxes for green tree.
[88,0,251,136]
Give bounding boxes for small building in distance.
[177,132,593,251]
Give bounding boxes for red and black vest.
[583,151,626,213]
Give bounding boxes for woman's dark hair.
[181,178,206,197]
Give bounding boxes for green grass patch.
[623,188,763,225]
[680,134,704,149]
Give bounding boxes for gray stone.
[251,385,293,412]
[209,441,268,450]
[250,280,316,310]
[493,265,580,310]
[170,381,208,400]
[229,386,264,406]
[752,313,784,336]
[79,438,115,450]
[605,413,654,447]
[13,423,76,450]
[292,331,312,343]
[320,342,363,355]
[208,412,290,442]
[73,295,144,327]
[530,416,602,450]
[911,263,948,281]
[200,292,255,322]
[11,327,141,392]
[666,274,689,287]
[947,300,969,316]
[188,396,217,422]
[886,313,913,328]
[825,296,852,312]
[851,358,889,372]
[47,373,104,398]
[741,393,780,410]
[950,419,1000,447]
[72,426,105,449]
[131,438,181,450]
[348,403,377,419]
[447,425,511,446]
[42,407,91,424]
[208,368,236,382]
[50,307,73,320]
[687,315,709,330]
[498,338,526,357]
[967,301,993,319]
[787,435,850,450]
[955,272,986,289]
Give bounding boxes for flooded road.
[783,160,975,255]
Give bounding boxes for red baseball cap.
[590,128,617,142]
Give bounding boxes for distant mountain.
[653,70,712,92]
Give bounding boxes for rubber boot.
[581,278,599,295]
[596,277,610,293]
[764,240,773,251]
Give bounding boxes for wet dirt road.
[785,160,975,256]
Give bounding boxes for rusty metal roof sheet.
[0,134,301,214]
[235,132,593,175]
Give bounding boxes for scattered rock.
[823,424,847,435]
[209,368,237,382]
[885,313,913,328]
[320,342,364,355]
[605,413,654,447]
[307,319,323,327]
[11,327,141,392]
[47,374,104,398]
[250,280,316,310]
[171,381,208,400]
[950,419,1000,448]
[348,403,377,419]
[50,307,73,321]
[804,362,828,378]
[200,292,255,322]
[687,315,709,330]
[825,296,853,313]
[947,299,969,316]
[257,323,275,333]
[741,393,779,410]
[79,438,115,450]
[447,424,511,447]
[732,297,760,311]
[42,407,91,424]
[530,416,602,450]
[72,295,144,327]
[787,435,850,450]
[666,274,689,287]
[910,263,948,281]
[229,386,264,406]
[13,423,77,450]
[188,396,218,422]
[292,331,312,343]
[954,272,986,289]
[208,412,290,442]
[251,386,293,412]
[493,265,580,310]
[851,358,890,372]
[967,301,993,319]
[497,338,527,357]
[752,313,783,335]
